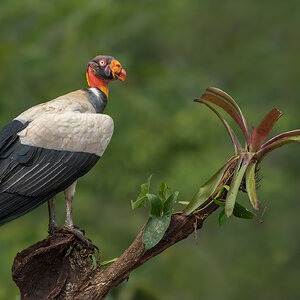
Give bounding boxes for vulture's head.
[86,55,126,97]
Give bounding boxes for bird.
[0,55,126,243]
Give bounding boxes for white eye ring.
[99,59,106,66]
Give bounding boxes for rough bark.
[12,203,218,300]
[12,164,235,299]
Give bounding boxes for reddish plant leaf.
[261,129,300,149]
[196,93,250,144]
[195,99,242,154]
[250,125,255,146]
[251,108,284,151]
[256,135,300,161]
[206,88,250,142]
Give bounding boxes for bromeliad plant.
[184,87,300,217]
[133,88,299,250]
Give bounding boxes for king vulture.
[0,55,126,242]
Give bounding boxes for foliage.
[213,185,254,227]
[132,176,178,249]
[184,88,299,217]
[0,0,299,299]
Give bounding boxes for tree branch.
[75,203,218,299]
[12,164,235,300]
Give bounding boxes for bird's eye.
[99,59,107,66]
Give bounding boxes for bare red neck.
[86,66,109,97]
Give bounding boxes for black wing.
[0,120,99,226]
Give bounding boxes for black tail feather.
[0,192,54,226]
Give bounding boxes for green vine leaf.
[146,193,163,216]
[218,209,227,226]
[131,175,152,210]
[143,215,171,250]
[163,191,179,216]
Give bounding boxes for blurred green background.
[0,0,299,299]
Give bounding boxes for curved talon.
[63,226,99,250]
[73,225,85,235]
[48,225,58,236]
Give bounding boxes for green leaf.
[218,209,227,226]
[225,155,250,217]
[146,193,163,216]
[215,199,254,220]
[245,162,259,210]
[163,191,179,216]
[159,181,168,201]
[213,184,254,220]
[233,202,254,219]
[183,156,238,215]
[131,199,141,210]
[143,215,171,250]
[131,175,152,210]
[215,199,254,222]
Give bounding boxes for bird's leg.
[63,181,77,229]
[63,181,85,232]
[48,196,58,235]
[63,181,97,249]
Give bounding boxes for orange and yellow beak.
[111,60,126,81]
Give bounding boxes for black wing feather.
[0,120,29,158]
[0,120,100,226]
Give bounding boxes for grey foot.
[48,223,58,235]
[62,225,98,250]
[73,225,85,235]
